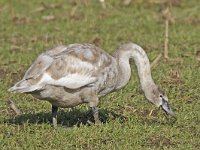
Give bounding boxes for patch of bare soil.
[145,135,177,148]
[163,69,184,85]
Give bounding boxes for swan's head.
[145,85,175,116]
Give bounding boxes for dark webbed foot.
[52,105,58,128]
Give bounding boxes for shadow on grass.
[3,109,127,127]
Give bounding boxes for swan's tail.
[8,79,41,93]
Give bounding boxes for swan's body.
[9,43,174,126]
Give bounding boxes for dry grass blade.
[70,6,78,17]
[123,0,132,6]
[164,18,169,60]
[42,15,56,21]
[32,7,45,13]
[151,53,162,69]
[162,7,170,60]
[41,2,62,9]
[8,99,22,115]
[148,0,167,4]
[99,0,106,9]
[161,0,175,61]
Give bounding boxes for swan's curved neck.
[114,44,155,91]
[115,55,131,89]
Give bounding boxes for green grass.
[0,0,200,149]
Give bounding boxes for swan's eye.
[159,95,163,98]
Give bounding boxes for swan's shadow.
[4,109,127,127]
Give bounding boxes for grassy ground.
[0,0,200,149]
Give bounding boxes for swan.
[8,43,174,127]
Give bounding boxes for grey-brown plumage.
[9,43,174,127]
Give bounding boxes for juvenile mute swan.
[9,43,174,127]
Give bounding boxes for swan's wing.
[41,44,112,89]
[8,53,54,93]
[23,54,54,79]
[23,45,69,79]
[9,44,113,92]
[40,55,98,89]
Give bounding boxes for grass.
[0,0,200,149]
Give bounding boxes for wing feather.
[40,55,98,89]
[11,44,113,92]
[23,54,54,79]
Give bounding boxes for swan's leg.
[91,106,101,125]
[88,96,101,124]
[52,105,58,127]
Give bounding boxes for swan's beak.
[161,98,175,116]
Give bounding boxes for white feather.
[37,56,98,89]
[39,73,96,89]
